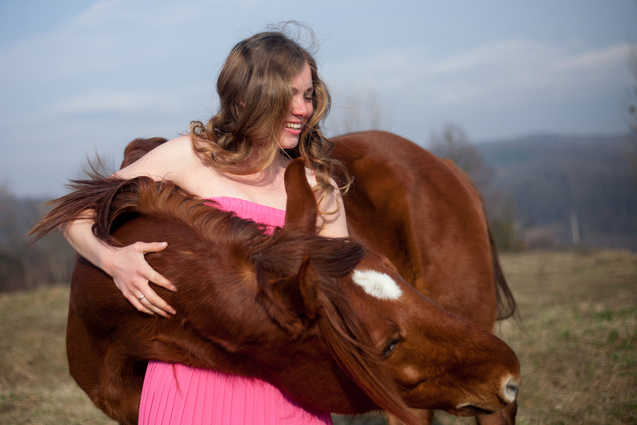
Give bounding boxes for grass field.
[1,249,636,424]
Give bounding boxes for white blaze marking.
[352,270,403,300]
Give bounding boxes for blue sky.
[1,0,636,197]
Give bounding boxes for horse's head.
[341,249,521,416]
[241,158,520,419]
[241,158,416,423]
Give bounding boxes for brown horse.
[30,132,520,425]
[331,131,519,424]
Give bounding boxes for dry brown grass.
[1,249,636,424]
[0,286,115,424]
[435,249,637,425]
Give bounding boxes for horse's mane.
[317,282,414,423]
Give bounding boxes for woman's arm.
[61,215,176,317]
[316,178,350,239]
[61,136,193,316]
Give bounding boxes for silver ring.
[138,294,145,302]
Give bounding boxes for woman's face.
[278,61,314,150]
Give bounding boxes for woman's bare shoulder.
[116,135,196,181]
[153,135,193,155]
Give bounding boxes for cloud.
[48,91,177,116]
[0,0,225,86]
[322,38,635,143]
[328,39,633,109]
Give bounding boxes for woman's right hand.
[103,241,177,318]
[62,139,193,317]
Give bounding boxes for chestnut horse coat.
[332,131,516,330]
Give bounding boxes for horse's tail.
[488,222,518,321]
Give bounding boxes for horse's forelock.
[253,234,366,336]
[317,288,419,425]
[257,233,366,278]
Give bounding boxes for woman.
[61,29,349,424]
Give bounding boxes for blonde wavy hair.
[189,27,350,206]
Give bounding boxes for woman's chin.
[278,134,300,150]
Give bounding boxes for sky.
[1,0,636,197]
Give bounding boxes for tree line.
[0,185,75,292]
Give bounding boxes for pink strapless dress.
[139,197,333,425]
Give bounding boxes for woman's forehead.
[291,62,313,90]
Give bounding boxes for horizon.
[9,130,631,201]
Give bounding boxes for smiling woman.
[187,30,339,203]
[279,62,315,149]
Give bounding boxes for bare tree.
[427,123,525,251]
[628,43,637,186]
[0,182,20,246]
[326,90,390,136]
[0,182,76,292]
[0,183,25,291]
[427,122,494,190]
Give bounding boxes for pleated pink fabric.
[139,197,333,425]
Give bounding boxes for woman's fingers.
[137,242,177,292]
[111,241,178,317]
[122,275,175,318]
[125,286,173,318]
[125,292,155,316]
[138,284,176,317]
[146,268,177,292]
[141,241,168,253]
[137,259,177,316]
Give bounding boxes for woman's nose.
[291,96,312,118]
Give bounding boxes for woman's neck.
[223,151,290,187]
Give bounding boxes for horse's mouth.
[453,404,496,416]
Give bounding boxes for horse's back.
[332,130,498,329]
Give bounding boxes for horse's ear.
[296,255,319,319]
[283,158,318,234]
[271,256,320,326]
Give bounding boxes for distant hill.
[476,133,637,251]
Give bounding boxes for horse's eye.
[382,338,400,357]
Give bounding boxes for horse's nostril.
[502,376,520,403]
